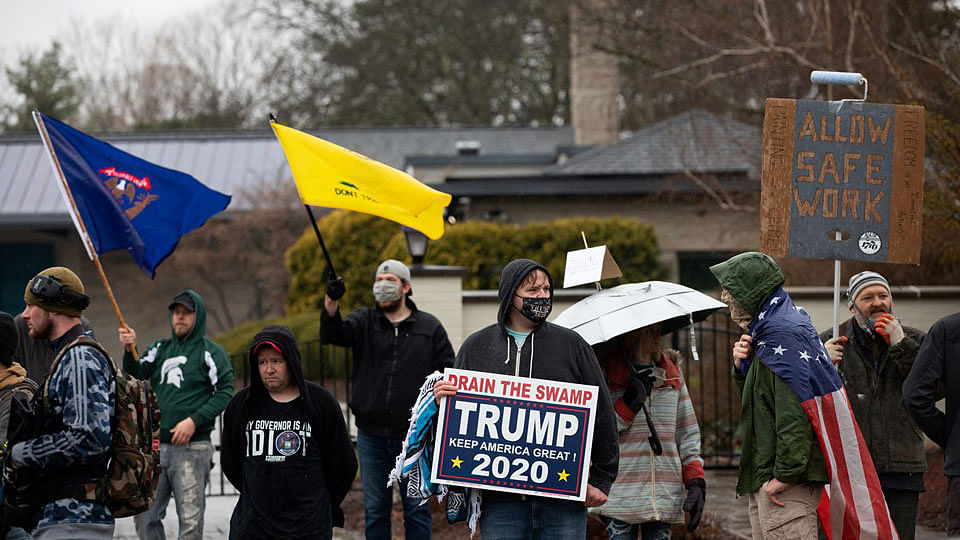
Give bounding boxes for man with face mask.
[321,259,455,540]
[433,258,619,540]
[819,271,926,540]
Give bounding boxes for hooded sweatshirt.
[220,325,357,540]
[123,290,234,443]
[454,259,619,494]
[709,253,828,494]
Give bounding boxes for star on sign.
[451,456,463,469]
[772,345,787,355]
[557,469,570,482]
[769,296,781,305]
[799,350,812,362]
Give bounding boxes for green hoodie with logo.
[123,290,234,443]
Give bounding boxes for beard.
[378,298,403,313]
[27,317,52,341]
[853,303,893,336]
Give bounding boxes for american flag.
[748,287,898,540]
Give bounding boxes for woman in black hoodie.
[221,325,357,540]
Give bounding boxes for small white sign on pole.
[563,245,622,288]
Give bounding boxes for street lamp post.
[403,227,428,265]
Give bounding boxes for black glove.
[683,477,706,531]
[621,367,655,412]
[326,277,346,301]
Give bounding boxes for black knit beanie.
[0,312,17,367]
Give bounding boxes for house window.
[0,243,55,315]
[677,251,738,292]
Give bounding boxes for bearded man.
[820,271,927,540]
[321,259,455,540]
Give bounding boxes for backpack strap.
[43,336,119,406]
[0,379,38,450]
[39,337,115,504]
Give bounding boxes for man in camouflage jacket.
[8,267,115,539]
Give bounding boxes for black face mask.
[515,295,552,323]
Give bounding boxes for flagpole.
[33,111,138,357]
[304,204,339,279]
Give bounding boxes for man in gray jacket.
[434,258,618,540]
[820,271,926,540]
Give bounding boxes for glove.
[621,367,655,412]
[683,478,706,531]
[326,277,346,301]
[873,314,904,345]
[823,336,847,364]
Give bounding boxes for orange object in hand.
[874,314,896,344]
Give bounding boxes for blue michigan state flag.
[35,113,231,277]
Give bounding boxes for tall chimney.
[570,1,620,146]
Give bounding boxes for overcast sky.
[0,0,223,65]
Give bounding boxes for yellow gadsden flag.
[271,121,451,239]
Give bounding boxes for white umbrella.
[553,281,726,349]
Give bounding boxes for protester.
[220,325,356,540]
[7,267,115,538]
[710,252,828,539]
[433,258,619,540]
[902,312,960,536]
[118,290,234,540]
[820,271,926,540]
[321,259,454,540]
[0,312,37,540]
[13,314,93,382]
[592,323,706,539]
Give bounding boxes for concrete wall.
[464,195,761,277]
[408,266,468,350]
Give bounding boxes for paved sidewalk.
[112,467,947,538]
[704,469,949,539]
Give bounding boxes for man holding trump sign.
[434,258,618,540]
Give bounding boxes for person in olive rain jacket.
[711,252,828,540]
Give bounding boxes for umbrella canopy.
[553,281,726,346]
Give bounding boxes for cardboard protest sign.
[760,98,924,263]
[563,245,622,288]
[431,369,598,501]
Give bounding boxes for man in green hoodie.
[710,252,828,539]
[118,290,234,540]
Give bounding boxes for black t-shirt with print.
[229,397,331,540]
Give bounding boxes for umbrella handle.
[625,360,664,456]
[639,401,663,456]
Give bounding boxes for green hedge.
[284,211,668,315]
[214,310,351,380]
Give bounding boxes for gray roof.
[0,126,573,225]
[544,110,761,179]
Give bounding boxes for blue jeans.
[357,430,431,540]
[601,517,672,540]
[134,441,214,540]
[478,497,586,540]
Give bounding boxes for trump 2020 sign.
[431,369,598,501]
